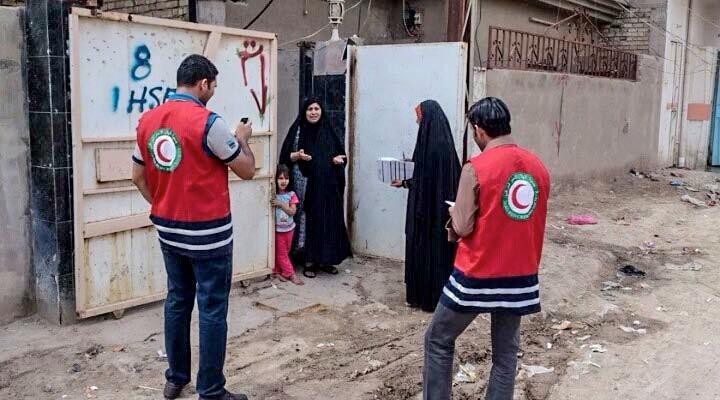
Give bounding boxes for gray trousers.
[423,303,521,400]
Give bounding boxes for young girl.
[272,165,304,285]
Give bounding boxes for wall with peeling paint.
[225,0,449,151]
[474,54,663,180]
[0,6,34,325]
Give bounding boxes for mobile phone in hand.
[240,117,249,124]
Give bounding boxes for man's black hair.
[466,97,512,138]
[176,54,218,87]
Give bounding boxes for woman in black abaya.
[296,98,352,277]
[392,100,461,312]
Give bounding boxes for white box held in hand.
[377,157,414,183]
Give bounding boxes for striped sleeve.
[132,143,144,165]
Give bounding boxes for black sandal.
[302,266,317,278]
[319,265,339,275]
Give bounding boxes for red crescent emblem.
[511,183,530,210]
[155,138,171,163]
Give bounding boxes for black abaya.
[297,99,352,266]
[404,100,461,312]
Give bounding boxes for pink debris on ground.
[566,215,598,225]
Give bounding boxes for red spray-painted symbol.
[237,40,268,116]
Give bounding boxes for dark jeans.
[162,249,233,398]
[423,303,522,400]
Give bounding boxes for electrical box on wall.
[403,5,424,37]
[414,10,423,26]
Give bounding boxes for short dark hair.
[177,54,218,87]
[276,164,290,179]
[275,164,291,192]
[466,97,512,138]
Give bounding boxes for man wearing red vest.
[422,97,550,400]
[132,55,256,400]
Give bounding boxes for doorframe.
[707,50,720,167]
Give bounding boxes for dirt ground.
[2,168,720,400]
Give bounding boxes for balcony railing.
[487,26,638,80]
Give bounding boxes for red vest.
[137,99,230,223]
[454,144,550,279]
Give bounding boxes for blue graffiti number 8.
[131,45,152,81]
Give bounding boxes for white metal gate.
[69,8,277,318]
[349,43,467,260]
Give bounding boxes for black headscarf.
[280,99,321,165]
[279,97,343,189]
[406,100,462,237]
[296,97,346,189]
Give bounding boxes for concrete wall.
[225,0,449,148]
[475,54,663,179]
[692,0,720,48]
[0,6,33,325]
[656,0,689,166]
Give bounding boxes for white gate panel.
[351,43,467,260]
[70,8,277,318]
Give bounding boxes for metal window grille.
[487,26,638,81]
